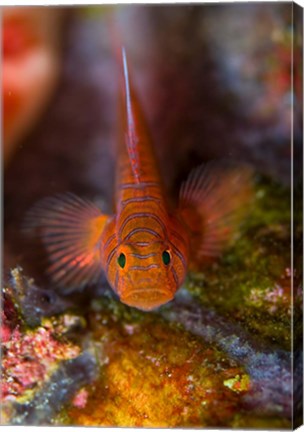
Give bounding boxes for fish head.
[102,215,189,311]
[116,242,180,311]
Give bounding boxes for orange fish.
[25,48,252,311]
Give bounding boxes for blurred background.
[3,4,302,275]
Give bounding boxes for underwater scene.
[2,3,303,429]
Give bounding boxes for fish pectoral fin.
[178,160,253,266]
[24,193,110,289]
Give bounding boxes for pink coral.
[1,317,80,401]
[72,388,88,409]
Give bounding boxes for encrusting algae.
[186,176,296,351]
[65,307,250,428]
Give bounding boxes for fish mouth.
[121,289,174,311]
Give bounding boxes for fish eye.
[162,250,171,266]
[118,253,126,268]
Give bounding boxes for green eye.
[118,253,126,268]
[162,250,171,266]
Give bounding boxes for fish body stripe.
[123,227,161,242]
[129,264,159,271]
[105,244,119,272]
[130,252,157,259]
[120,181,161,190]
[126,241,150,247]
[118,211,167,239]
[171,228,189,248]
[169,240,187,272]
[103,233,116,251]
[121,195,162,208]
[171,266,179,286]
[114,270,119,291]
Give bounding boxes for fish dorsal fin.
[116,45,163,196]
[179,160,253,264]
[24,193,110,289]
[122,47,141,184]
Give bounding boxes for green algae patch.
[186,176,293,350]
[223,374,250,393]
[65,303,249,427]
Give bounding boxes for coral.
[1,270,98,425]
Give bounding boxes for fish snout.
[120,276,174,311]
